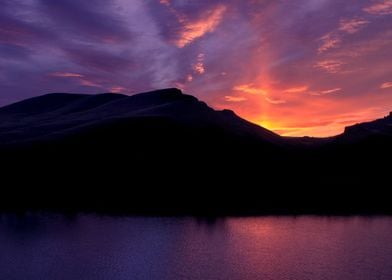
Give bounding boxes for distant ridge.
[0,88,281,146]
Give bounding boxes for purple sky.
[1,0,391,136]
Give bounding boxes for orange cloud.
[175,5,226,48]
[265,97,286,104]
[283,86,308,93]
[225,95,247,102]
[381,82,392,89]
[364,0,392,15]
[339,18,369,34]
[50,72,102,88]
[233,84,267,95]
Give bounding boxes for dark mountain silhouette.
[0,88,280,147]
[339,112,392,141]
[0,88,391,215]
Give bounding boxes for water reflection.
[0,214,391,280]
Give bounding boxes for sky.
[0,0,391,137]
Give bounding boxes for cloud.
[159,0,170,6]
[193,53,205,74]
[49,71,102,88]
[174,5,227,48]
[318,17,369,54]
[233,84,267,95]
[339,18,369,34]
[0,11,55,47]
[50,72,83,78]
[265,97,286,104]
[318,33,341,53]
[109,86,127,93]
[284,86,308,93]
[225,95,247,102]
[79,78,101,88]
[364,0,392,15]
[314,60,344,73]
[381,82,392,89]
[309,88,342,96]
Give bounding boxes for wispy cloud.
[79,79,101,88]
[318,33,341,53]
[193,53,205,74]
[284,86,308,93]
[309,88,342,96]
[265,97,286,104]
[314,60,344,73]
[110,86,127,93]
[381,82,392,89]
[339,18,369,34]
[233,84,267,95]
[49,72,101,88]
[364,0,392,15]
[225,95,247,102]
[50,72,83,78]
[175,5,226,48]
[318,17,369,54]
[159,0,170,6]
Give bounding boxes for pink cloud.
[50,72,101,88]
[381,82,392,89]
[193,53,205,74]
[364,0,392,15]
[79,79,101,88]
[339,18,369,34]
[314,60,345,73]
[159,0,170,6]
[318,33,341,53]
[309,88,342,96]
[50,72,83,78]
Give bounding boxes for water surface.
[1,214,391,280]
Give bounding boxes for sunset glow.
[0,0,391,136]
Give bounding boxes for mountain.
[0,88,280,147]
[0,88,391,215]
[339,112,392,141]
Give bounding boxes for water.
[1,214,392,280]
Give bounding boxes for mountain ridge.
[0,88,391,214]
[0,88,282,147]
